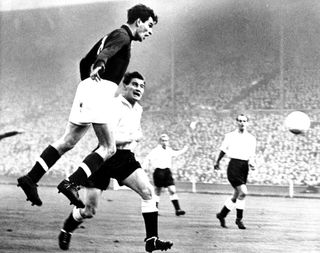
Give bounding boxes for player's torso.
[81,28,132,84]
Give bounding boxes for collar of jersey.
[121,24,135,40]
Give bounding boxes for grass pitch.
[1,183,319,253]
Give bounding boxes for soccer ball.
[284,111,311,135]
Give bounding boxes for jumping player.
[143,134,188,216]
[17,4,158,207]
[214,114,256,229]
[58,72,173,252]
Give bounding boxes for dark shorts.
[86,149,141,190]
[227,158,249,188]
[153,168,174,188]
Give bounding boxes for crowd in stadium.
[2,106,320,187]
[1,58,320,187]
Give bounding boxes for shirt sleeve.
[220,133,229,153]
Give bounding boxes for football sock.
[142,211,158,239]
[236,199,245,220]
[169,194,181,211]
[236,209,243,220]
[69,152,103,186]
[27,145,60,183]
[62,211,83,233]
[220,197,236,217]
[142,198,158,239]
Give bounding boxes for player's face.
[135,17,155,42]
[125,78,145,103]
[236,116,248,132]
[160,138,169,148]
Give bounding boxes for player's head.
[159,134,169,148]
[121,71,145,104]
[127,4,158,42]
[236,114,249,132]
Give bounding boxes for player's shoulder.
[246,131,256,140]
[107,27,131,42]
[225,130,235,137]
[113,27,130,35]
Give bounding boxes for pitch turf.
[1,184,319,253]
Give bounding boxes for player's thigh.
[236,184,248,197]
[122,168,153,199]
[154,186,162,196]
[167,185,177,194]
[92,123,115,147]
[53,122,89,151]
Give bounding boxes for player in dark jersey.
[17,4,158,207]
[58,71,173,252]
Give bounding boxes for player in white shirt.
[58,72,173,252]
[214,114,256,229]
[144,134,188,216]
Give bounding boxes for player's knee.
[57,137,78,153]
[99,145,116,160]
[108,145,116,157]
[238,191,247,199]
[81,205,97,219]
[140,186,153,201]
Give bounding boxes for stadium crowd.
[2,60,320,187]
[2,107,320,187]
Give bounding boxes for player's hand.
[214,163,220,170]
[90,67,102,81]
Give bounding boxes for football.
[284,111,311,135]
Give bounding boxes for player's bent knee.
[81,206,97,219]
[98,145,116,160]
[140,187,153,201]
[238,192,247,199]
[109,146,116,156]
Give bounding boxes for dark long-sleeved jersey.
[79,25,135,85]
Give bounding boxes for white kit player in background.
[143,134,188,216]
[214,114,256,229]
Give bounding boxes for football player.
[214,114,256,229]
[143,134,188,216]
[58,72,173,252]
[17,4,158,207]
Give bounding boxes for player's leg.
[59,187,102,250]
[216,189,238,228]
[17,122,89,206]
[153,169,165,210]
[154,186,161,209]
[235,184,247,229]
[122,168,173,252]
[58,123,116,208]
[167,185,185,216]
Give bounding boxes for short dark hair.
[123,71,145,85]
[127,4,158,24]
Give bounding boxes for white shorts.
[69,78,119,125]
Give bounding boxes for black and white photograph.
[1,0,319,252]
